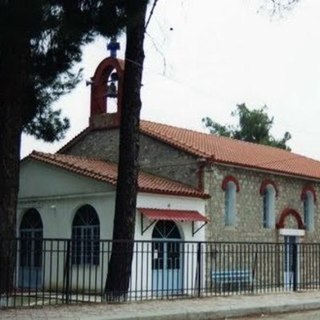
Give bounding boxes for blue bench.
[212,270,252,291]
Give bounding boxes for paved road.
[232,309,320,319]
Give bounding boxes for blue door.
[284,236,297,290]
[152,221,182,294]
[19,209,43,289]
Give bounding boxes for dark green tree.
[0,0,131,295]
[0,0,152,298]
[202,103,292,150]
[0,0,95,295]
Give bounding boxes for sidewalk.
[2,291,320,320]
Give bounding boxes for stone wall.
[64,128,320,244]
[65,129,200,188]
[204,164,320,243]
[139,135,200,188]
[65,129,120,163]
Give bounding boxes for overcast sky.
[21,0,320,160]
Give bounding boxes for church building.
[17,46,320,295]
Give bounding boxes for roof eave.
[139,188,210,199]
[212,160,320,183]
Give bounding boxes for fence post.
[292,242,298,292]
[196,242,202,297]
[63,240,71,304]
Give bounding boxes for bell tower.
[89,37,124,128]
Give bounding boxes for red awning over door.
[138,208,208,222]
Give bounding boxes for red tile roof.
[140,120,320,181]
[138,208,208,222]
[27,151,209,199]
[57,119,320,181]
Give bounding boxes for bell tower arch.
[89,38,125,129]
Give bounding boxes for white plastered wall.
[18,159,208,295]
[131,193,207,297]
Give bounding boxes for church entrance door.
[152,221,183,295]
[284,235,298,290]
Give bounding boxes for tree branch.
[145,0,159,30]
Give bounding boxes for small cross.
[107,37,120,58]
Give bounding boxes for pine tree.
[202,104,292,150]
[0,0,130,295]
[0,0,150,298]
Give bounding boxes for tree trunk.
[105,2,147,301]
[0,20,29,295]
[0,107,22,296]
[0,82,25,295]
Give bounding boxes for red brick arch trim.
[90,57,124,118]
[301,185,317,202]
[276,208,305,230]
[221,175,240,192]
[259,179,279,197]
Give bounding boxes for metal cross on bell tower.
[107,36,120,58]
[90,37,124,127]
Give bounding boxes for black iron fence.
[1,238,320,308]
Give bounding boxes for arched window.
[20,208,43,231]
[303,191,315,231]
[262,185,276,228]
[224,181,237,226]
[72,205,100,265]
[152,221,181,240]
[20,209,43,269]
[221,175,240,227]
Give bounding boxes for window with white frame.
[262,185,276,228]
[224,181,237,226]
[72,205,100,265]
[303,191,315,231]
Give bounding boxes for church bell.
[106,81,117,98]
[106,72,118,98]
